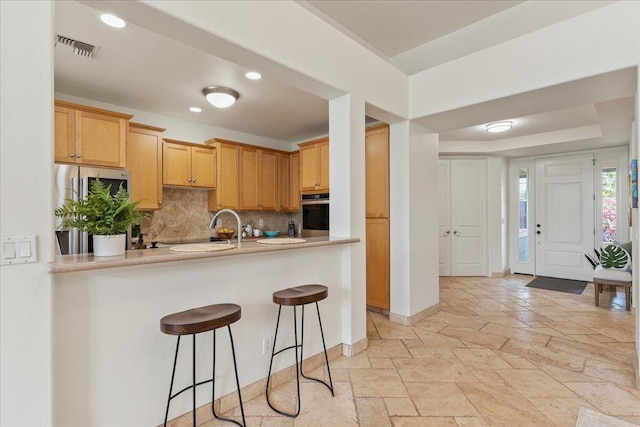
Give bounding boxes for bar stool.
[265,284,334,417]
[160,303,246,427]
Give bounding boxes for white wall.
[0,1,54,425]
[409,1,640,118]
[389,122,439,318]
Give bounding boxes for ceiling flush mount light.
[100,13,126,29]
[202,86,239,109]
[189,107,202,113]
[485,121,513,133]
[245,71,262,80]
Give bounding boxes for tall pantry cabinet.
[365,124,390,310]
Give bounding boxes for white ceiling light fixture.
[189,107,202,113]
[202,86,240,109]
[100,13,126,29]
[485,121,513,133]
[245,71,262,80]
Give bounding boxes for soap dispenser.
[136,233,147,249]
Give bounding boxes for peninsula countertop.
[47,236,359,274]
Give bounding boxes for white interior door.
[535,154,594,281]
[438,160,451,276]
[450,159,486,276]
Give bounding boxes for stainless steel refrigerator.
[54,164,131,255]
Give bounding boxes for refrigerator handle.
[78,176,90,253]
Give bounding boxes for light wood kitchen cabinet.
[299,137,329,192]
[366,218,390,310]
[278,152,300,211]
[54,100,132,168]
[127,123,164,210]
[239,147,277,211]
[163,139,216,189]
[366,125,389,218]
[290,151,301,211]
[365,124,390,311]
[208,140,239,210]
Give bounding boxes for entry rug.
[526,276,587,294]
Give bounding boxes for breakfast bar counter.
[51,235,363,426]
[47,236,359,274]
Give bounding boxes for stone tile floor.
[206,275,639,426]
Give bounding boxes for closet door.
[439,158,486,277]
[438,160,452,276]
[450,159,486,276]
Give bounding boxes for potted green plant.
[55,178,146,256]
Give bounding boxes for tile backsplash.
[140,188,300,240]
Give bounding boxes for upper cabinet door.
[191,146,216,188]
[163,142,191,186]
[216,142,239,209]
[239,146,259,210]
[260,150,277,211]
[299,137,329,192]
[127,123,165,211]
[278,153,291,211]
[290,152,300,210]
[365,125,389,218]
[75,110,127,168]
[54,105,75,163]
[318,139,329,191]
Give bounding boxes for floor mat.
[525,276,587,294]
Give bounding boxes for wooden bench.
[593,266,632,311]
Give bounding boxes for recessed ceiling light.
[189,107,202,113]
[245,71,262,80]
[100,13,126,29]
[486,121,513,133]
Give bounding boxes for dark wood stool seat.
[272,284,328,306]
[161,303,245,427]
[266,284,333,418]
[161,303,241,335]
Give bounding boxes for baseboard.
[343,337,368,357]
[388,303,440,326]
[491,269,509,278]
[165,343,344,427]
[635,345,640,390]
[366,305,390,315]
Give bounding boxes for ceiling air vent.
[55,34,99,58]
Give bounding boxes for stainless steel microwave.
[301,193,329,237]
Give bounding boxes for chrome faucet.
[209,209,242,248]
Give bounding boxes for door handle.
[444,230,450,236]
[453,230,460,235]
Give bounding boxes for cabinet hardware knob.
[444,230,450,235]
[536,231,541,235]
[192,179,196,183]
[76,154,81,158]
[453,230,460,235]
[69,153,76,158]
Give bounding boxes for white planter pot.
[93,234,126,257]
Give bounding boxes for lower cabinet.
[366,218,390,310]
[127,123,164,210]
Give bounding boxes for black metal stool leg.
[299,302,334,395]
[266,305,302,417]
[192,333,196,427]
[211,328,246,426]
[164,335,181,427]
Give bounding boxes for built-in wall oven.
[301,193,329,237]
[54,165,131,255]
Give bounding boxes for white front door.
[535,154,594,281]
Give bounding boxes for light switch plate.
[1,235,37,265]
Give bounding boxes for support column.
[329,94,367,355]
[388,121,440,324]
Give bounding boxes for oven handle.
[301,200,330,206]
